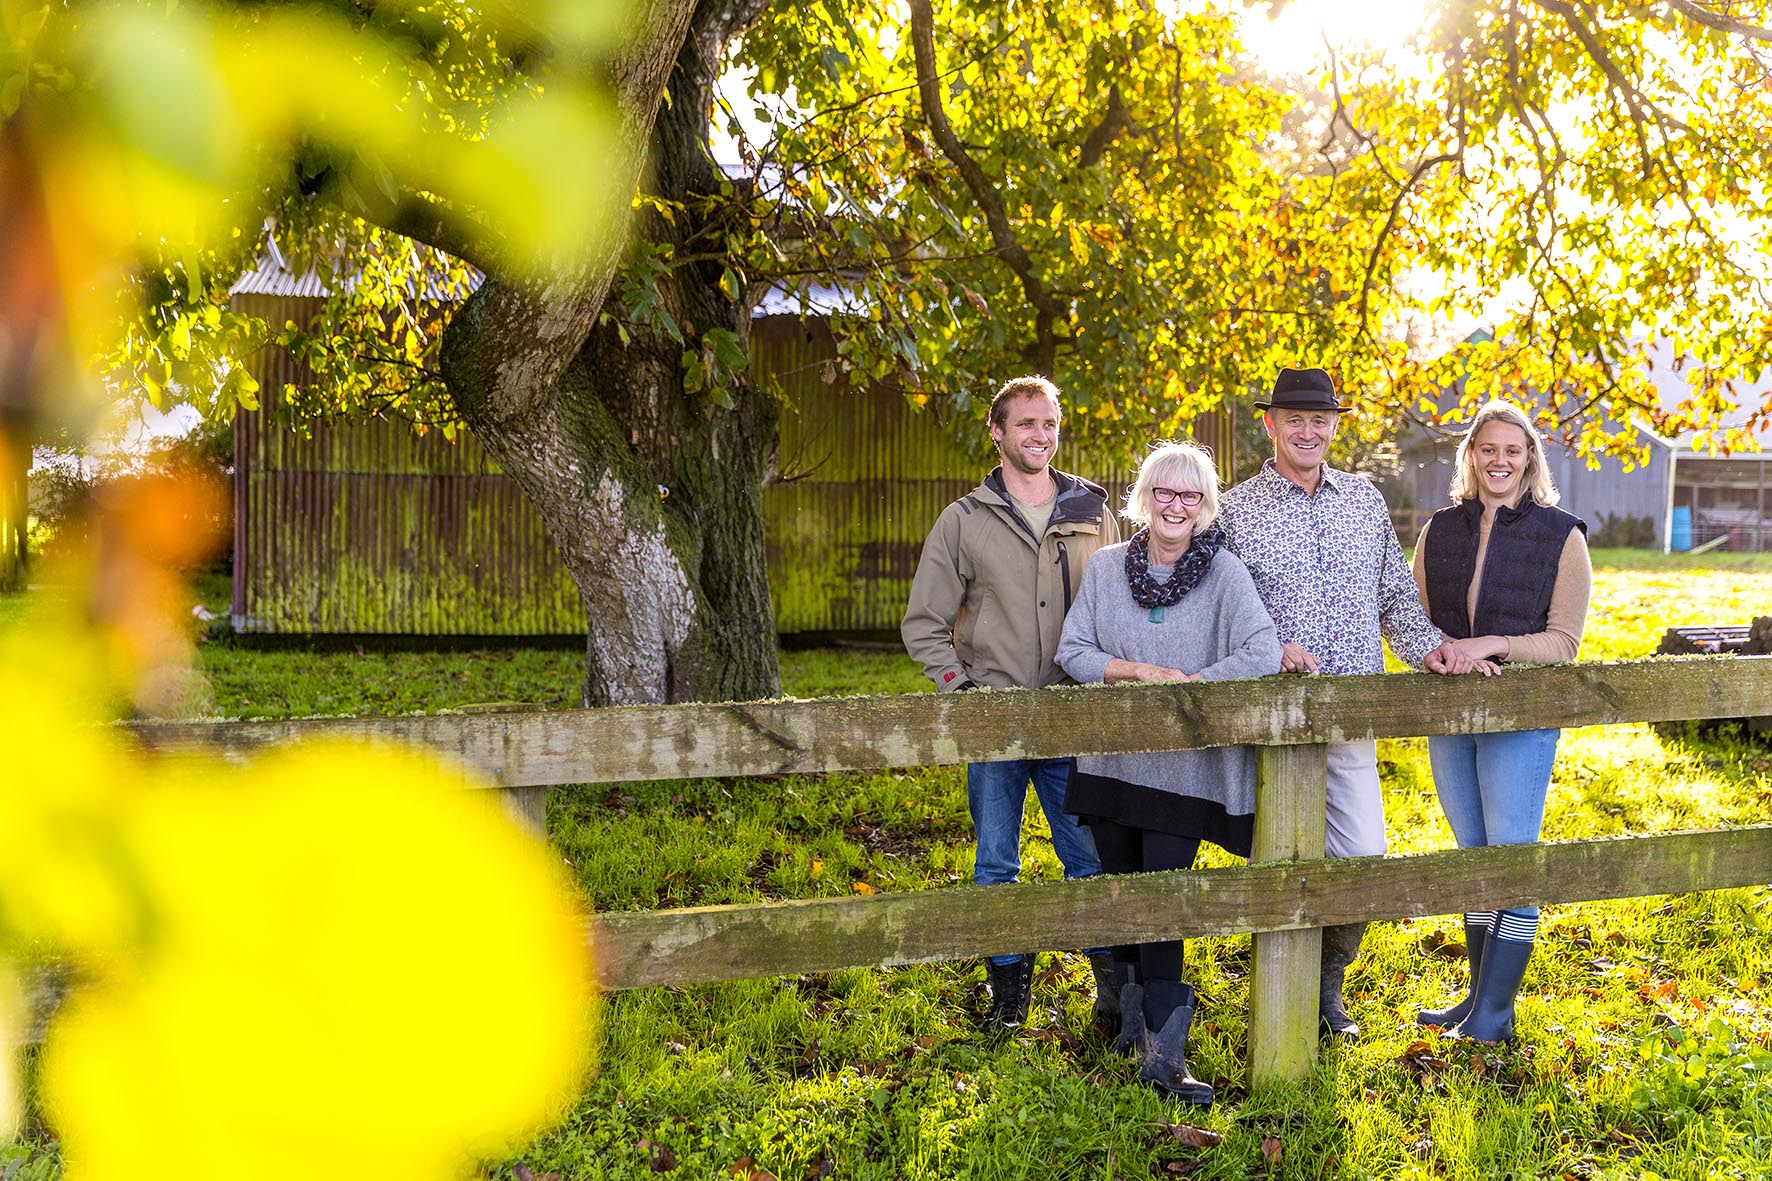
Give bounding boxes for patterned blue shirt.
[1219,460,1443,675]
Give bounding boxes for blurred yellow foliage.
[3,2,631,1162]
[43,743,594,1181]
[1,483,595,1176]
[1,595,597,1178]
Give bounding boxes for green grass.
[5,556,1772,1179]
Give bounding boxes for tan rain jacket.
[902,467,1119,692]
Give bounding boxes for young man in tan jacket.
[901,376,1120,1032]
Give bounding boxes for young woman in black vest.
[1412,400,1592,1043]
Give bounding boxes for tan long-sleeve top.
[1411,515,1592,664]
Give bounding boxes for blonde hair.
[1449,400,1561,506]
[1123,441,1221,531]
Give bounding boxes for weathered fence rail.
[133,657,1772,785]
[121,655,1772,1085]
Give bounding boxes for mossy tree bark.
[439,0,780,706]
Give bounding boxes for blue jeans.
[967,757,1102,965]
[1428,728,1561,924]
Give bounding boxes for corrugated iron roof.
[229,250,332,297]
[229,233,484,300]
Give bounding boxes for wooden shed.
[231,284,1234,637]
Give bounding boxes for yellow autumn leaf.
[851,881,876,895]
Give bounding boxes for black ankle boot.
[1419,913,1491,1028]
[1138,980,1213,1105]
[1319,922,1366,1041]
[981,954,1035,1032]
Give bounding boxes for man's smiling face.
[1264,409,1340,484]
[991,392,1060,476]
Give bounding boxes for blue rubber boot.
[1451,914,1535,1044]
[1419,912,1492,1028]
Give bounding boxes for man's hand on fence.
[1279,642,1320,674]
[1426,637,1505,676]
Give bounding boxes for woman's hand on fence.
[1106,658,1196,684]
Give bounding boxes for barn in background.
[231,266,1233,637]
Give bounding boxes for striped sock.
[1494,910,1539,943]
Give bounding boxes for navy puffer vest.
[1422,498,1586,642]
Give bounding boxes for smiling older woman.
[1055,440,1281,1105]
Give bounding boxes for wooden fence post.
[499,786,551,834]
[1247,742,1329,1086]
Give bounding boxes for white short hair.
[1122,441,1220,530]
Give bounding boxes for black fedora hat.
[1255,367,1352,412]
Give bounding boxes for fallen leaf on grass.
[1157,1123,1221,1148]
[514,1166,535,1181]
[1261,1136,1283,1166]
[1021,1026,1084,1052]
[851,881,876,895]
[638,1138,679,1172]
[1417,929,1467,961]
[1158,1160,1202,1175]
[1640,979,1678,1001]
[1397,1040,1453,1090]
[727,1158,776,1181]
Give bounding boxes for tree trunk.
[440,0,781,706]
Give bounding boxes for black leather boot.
[1451,913,1535,1044]
[1138,980,1214,1105]
[1112,974,1145,1056]
[1320,922,1367,1041]
[1088,953,1123,1029]
[1419,912,1491,1028]
[980,954,1035,1032]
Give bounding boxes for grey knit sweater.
[1056,543,1282,839]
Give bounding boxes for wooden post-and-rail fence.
[134,657,1772,1086]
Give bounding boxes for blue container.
[1670,506,1693,551]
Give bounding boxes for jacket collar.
[1455,496,1537,527]
[980,467,1109,530]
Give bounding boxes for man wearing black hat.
[1219,366,1453,1042]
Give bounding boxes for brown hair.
[988,376,1062,428]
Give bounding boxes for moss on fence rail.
[131,656,1772,787]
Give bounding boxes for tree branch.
[1078,86,1133,168]
[293,153,502,273]
[907,0,1064,375]
[1662,0,1772,40]
[1355,150,1459,343]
